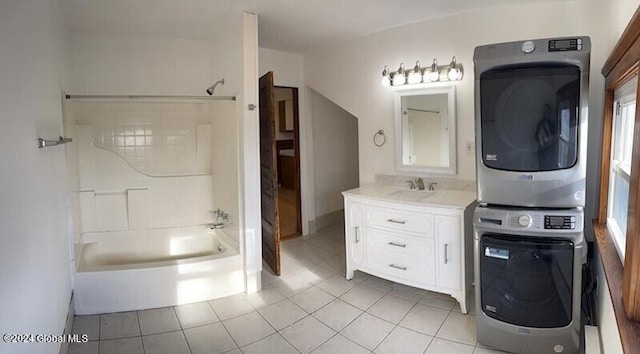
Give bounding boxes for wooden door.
[259,71,281,275]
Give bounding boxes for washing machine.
[474,205,586,354]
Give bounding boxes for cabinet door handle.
[355,226,360,243]
[444,243,449,264]
[388,264,407,270]
[387,241,407,248]
[387,219,406,224]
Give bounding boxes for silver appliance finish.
[473,37,590,208]
[474,206,585,354]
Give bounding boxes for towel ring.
[373,129,386,147]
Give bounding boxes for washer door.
[480,234,574,328]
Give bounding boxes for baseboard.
[313,209,344,232]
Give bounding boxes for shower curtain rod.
[65,94,236,101]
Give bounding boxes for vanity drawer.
[367,207,433,235]
[367,229,432,256]
[368,251,435,286]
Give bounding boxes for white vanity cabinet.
[343,188,475,314]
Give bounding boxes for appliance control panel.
[474,206,583,234]
[544,215,576,229]
[548,38,583,52]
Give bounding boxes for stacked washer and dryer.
[472,37,590,354]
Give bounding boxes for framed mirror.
[394,85,457,175]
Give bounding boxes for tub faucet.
[210,222,225,230]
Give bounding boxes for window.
[607,76,637,261]
[595,5,640,347]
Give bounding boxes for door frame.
[274,85,302,235]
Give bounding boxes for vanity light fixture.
[381,56,463,87]
[392,63,407,86]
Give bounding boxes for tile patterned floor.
[68,224,506,354]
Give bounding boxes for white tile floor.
[68,224,506,354]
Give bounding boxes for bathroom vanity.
[342,184,476,313]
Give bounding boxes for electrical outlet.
[465,141,475,154]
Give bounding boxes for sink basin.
[387,189,436,201]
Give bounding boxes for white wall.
[304,1,588,184]
[594,248,624,353]
[0,1,72,353]
[240,12,261,292]
[259,48,304,89]
[309,88,360,219]
[610,0,640,49]
[69,24,242,97]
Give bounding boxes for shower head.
[206,79,225,95]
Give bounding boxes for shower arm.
[206,79,225,95]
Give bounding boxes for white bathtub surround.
[375,174,476,192]
[65,99,238,236]
[73,227,243,315]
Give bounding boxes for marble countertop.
[342,183,477,209]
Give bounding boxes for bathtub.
[73,226,244,315]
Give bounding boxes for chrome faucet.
[211,209,230,222]
[210,209,229,229]
[428,182,438,191]
[407,178,425,190]
[210,222,225,229]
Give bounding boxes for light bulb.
[428,59,439,82]
[429,70,440,82]
[407,60,422,84]
[392,63,406,86]
[393,72,406,86]
[408,71,422,84]
[448,67,461,81]
[381,65,391,87]
[447,56,462,81]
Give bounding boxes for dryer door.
[480,234,574,328]
[480,65,580,172]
